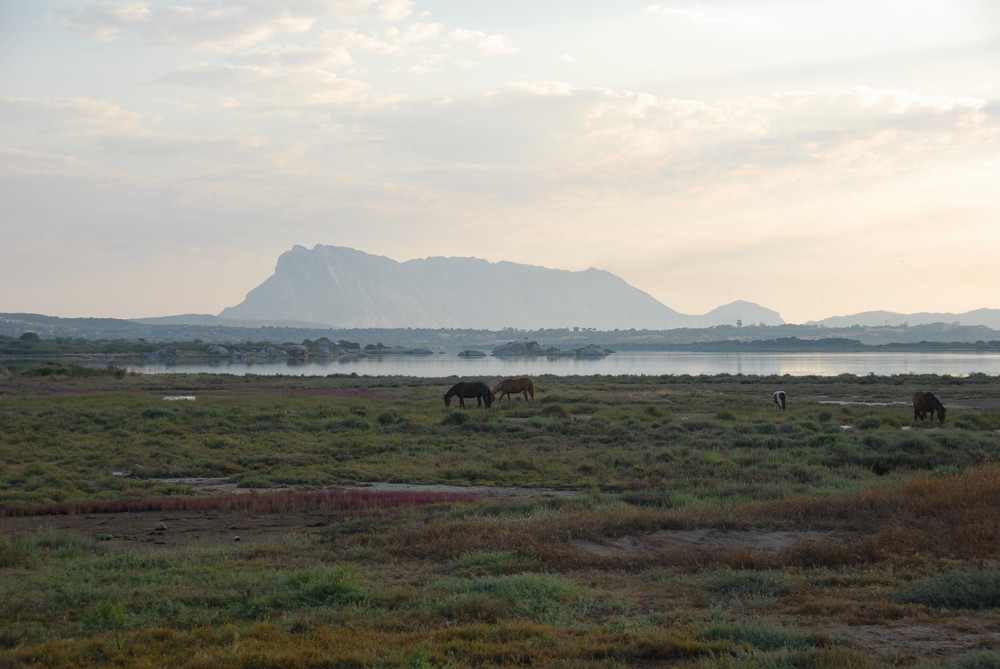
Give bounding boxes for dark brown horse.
[493,377,535,403]
[444,381,494,409]
[913,391,946,424]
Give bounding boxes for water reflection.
[122,351,1000,378]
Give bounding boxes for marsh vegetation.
[1,367,999,667]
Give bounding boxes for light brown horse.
[493,377,535,403]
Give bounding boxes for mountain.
[218,245,784,330]
[811,308,1000,330]
[685,300,784,328]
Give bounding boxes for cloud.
[378,0,413,21]
[334,82,999,226]
[0,147,97,174]
[150,63,377,108]
[45,0,379,52]
[226,44,356,69]
[644,4,765,25]
[0,97,146,136]
[43,2,151,42]
[448,28,518,55]
[42,1,519,109]
[7,83,994,199]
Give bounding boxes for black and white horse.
[772,390,787,411]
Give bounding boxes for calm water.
[120,351,1000,378]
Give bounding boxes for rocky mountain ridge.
[219,245,783,330]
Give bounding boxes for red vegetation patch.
[0,488,480,519]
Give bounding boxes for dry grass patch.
[386,465,1000,575]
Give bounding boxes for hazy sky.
[2,1,998,324]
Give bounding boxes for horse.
[443,381,494,409]
[913,391,946,424]
[493,377,535,403]
[772,390,786,411]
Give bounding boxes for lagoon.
[119,351,1000,378]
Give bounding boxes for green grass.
[2,370,1000,666]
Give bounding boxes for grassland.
[1,366,1000,667]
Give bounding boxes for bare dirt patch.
[846,623,1000,660]
[0,482,579,549]
[3,481,835,556]
[807,394,1000,411]
[1,508,320,548]
[147,478,580,499]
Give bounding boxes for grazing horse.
[913,391,946,424]
[444,381,494,409]
[772,390,787,411]
[493,377,535,403]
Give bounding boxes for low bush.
[894,568,1000,609]
[702,622,825,651]
[706,568,797,598]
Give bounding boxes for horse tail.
[529,379,535,401]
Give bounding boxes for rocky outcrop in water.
[146,347,181,362]
[492,341,543,357]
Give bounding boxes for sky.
[1,0,998,325]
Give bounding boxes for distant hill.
[137,313,331,329]
[3,313,999,348]
[811,309,1000,330]
[218,245,784,330]
[686,300,783,328]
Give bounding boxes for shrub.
[339,414,372,430]
[433,573,581,624]
[142,407,174,420]
[541,404,570,419]
[894,568,1000,609]
[376,411,398,426]
[855,416,881,430]
[754,422,778,435]
[702,622,822,651]
[276,565,369,608]
[706,569,796,598]
[452,551,533,576]
[948,650,1000,669]
[231,474,273,489]
[441,412,470,426]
